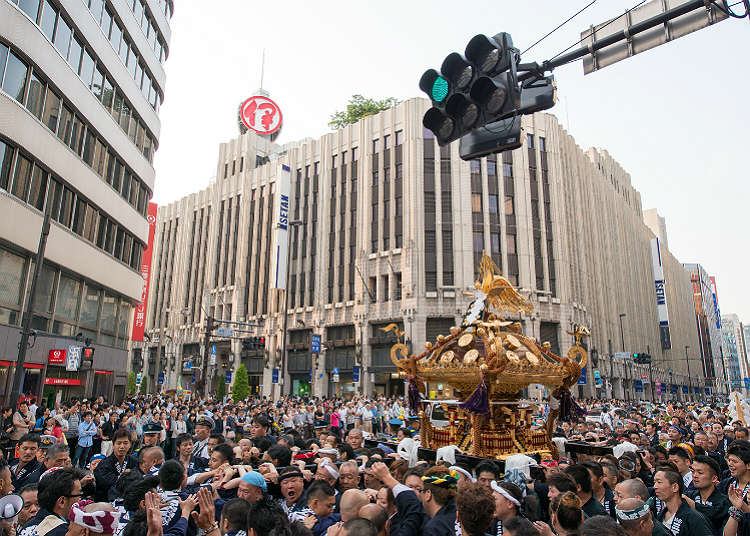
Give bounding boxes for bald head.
[614,479,649,503]
[340,489,369,521]
[359,503,387,536]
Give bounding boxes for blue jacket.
[77,420,97,447]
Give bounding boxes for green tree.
[328,95,400,129]
[217,377,226,401]
[139,378,148,394]
[232,364,250,402]
[127,371,137,395]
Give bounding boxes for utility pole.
[685,345,692,399]
[10,210,51,411]
[648,344,654,403]
[619,313,627,400]
[608,338,614,399]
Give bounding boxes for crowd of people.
[0,393,745,536]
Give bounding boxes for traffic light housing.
[242,336,266,351]
[420,32,520,147]
[632,352,651,364]
[81,346,95,371]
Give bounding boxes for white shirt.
[683,471,693,489]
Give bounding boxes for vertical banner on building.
[132,202,158,341]
[272,165,291,289]
[649,238,672,350]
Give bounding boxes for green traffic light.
[431,76,449,102]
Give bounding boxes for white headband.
[491,481,521,507]
[320,458,340,479]
[449,466,475,482]
[615,504,650,520]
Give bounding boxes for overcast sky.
[152,0,749,323]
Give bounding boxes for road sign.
[184,361,192,370]
[333,367,339,375]
[614,352,630,359]
[192,370,196,383]
[682,386,689,394]
[581,0,728,75]
[217,327,234,338]
[210,355,216,365]
[635,380,643,392]
[225,371,232,384]
[137,373,142,383]
[210,345,216,355]
[745,378,750,389]
[158,372,164,384]
[353,366,361,383]
[240,96,283,136]
[272,369,279,384]
[311,335,321,354]
[308,369,313,382]
[333,374,340,383]
[641,374,649,384]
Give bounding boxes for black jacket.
[93,453,138,501]
[686,487,730,536]
[11,459,43,489]
[656,498,714,536]
[423,499,456,536]
[390,486,426,536]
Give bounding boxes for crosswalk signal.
[420,32,520,147]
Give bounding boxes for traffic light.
[81,346,95,371]
[632,353,651,364]
[420,32,520,147]
[242,337,266,351]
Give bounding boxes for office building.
[140,98,706,400]
[722,313,748,391]
[0,0,172,403]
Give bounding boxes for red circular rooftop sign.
[240,96,283,136]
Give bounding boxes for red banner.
[48,349,66,365]
[94,370,112,375]
[44,378,81,386]
[132,202,158,342]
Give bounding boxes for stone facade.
[142,98,702,400]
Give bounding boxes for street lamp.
[278,220,304,400]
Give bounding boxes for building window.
[395,130,403,146]
[471,193,482,213]
[2,51,28,103]
[488,194,499,214]
[526,134,534,148]
[504,195,514,215]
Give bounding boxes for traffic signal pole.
[10,209,51,411]
[202,316,214,399]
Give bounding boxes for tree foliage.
[232,364,250,402]
[139,378,148,394]
[329,95,400,129]
[127,371,137,395]
[217,376,226,401]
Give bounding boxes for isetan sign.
[132,202,158,342]
[48,349,66,365]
